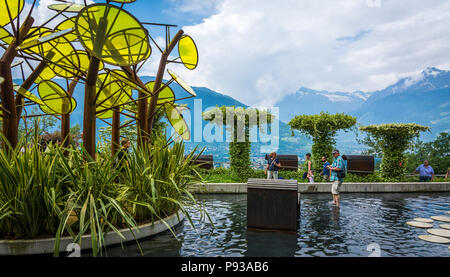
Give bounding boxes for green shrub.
[288,112,357,169]
[0,135,209,257]
[0,138,65,239]
[360,123,430,178]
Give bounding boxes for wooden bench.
[342,155,374,174]
[186,155,214,169]
[247,178,299,231]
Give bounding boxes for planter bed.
[0,210,185,256]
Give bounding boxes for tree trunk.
[111,107,120,155]
[83,57,101,160]
[0,17,34,149]
[121,66,148,147]
[146,30,184,142]
[61,78,79,152]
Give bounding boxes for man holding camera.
[327,149,346,207]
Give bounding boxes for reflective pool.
[107,193,450,257]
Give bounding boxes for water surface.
[107,193,450,257]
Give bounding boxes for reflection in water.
[105,193,450,257]
[246,230,298,257]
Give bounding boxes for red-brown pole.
[83,56,101,160]
[146,29,184,142]
[121,66,148,147]
[111,107,120,155]
[61,78,79,150]
[16,59,50,122]
[0,17,34,149]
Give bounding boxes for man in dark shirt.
[117,138,131,170]
[319,155,331,181]
[266,152,281,179]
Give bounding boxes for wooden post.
[61,78,79,151]
[83,56,101,160]
[121,66,148,147]
[111,107,120,155]
[146,30,184,142]
[16,58,52,123]
[0,16,34,149]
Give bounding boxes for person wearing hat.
[327,149,346,207]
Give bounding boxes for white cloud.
[169,0,450,106]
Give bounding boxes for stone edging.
[0,210,185,256]
[189,182,450,194]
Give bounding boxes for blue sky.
[14,0,450,107]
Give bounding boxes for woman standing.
[266,152,281,179]
[305,153,314,183]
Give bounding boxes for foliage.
[405,132,450,174]
[118,135,207,226]
[203,106,274,182]
[18,107,57,143]
[53,146,137,257]
[288,112,357,169]
[0,135,209,256]
[98,103,167,147]
[0,136,64,239]
[360,123,430,178]
[199,168,447,183]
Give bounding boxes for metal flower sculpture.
[0,0,199,159]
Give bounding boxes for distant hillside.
[14,67,447,164]
[276,67,450,141]
[13,76,310,164]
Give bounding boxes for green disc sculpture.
[178,35,198,70]
[167,69,197,96]
[164,102,190,140]
[74,3,151,67]
[145,81,175,105]
[38,80,77,115]
[0,0,24,27]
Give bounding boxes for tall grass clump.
[0,133,210,256]
[53,145,139,257]
[0,136,65,239]
[119,136,210,230]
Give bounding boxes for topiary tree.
[288,112,357,168]
[360,123,430,178]
[203,106,273,182]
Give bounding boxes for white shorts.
[267,170,278,179]
[331,180,342,195]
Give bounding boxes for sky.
[16,0,450,107]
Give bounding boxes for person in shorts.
[327,149,345,207]
[305,153,314,183]
[266,152,281,179]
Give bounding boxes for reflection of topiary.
[203,106,274,182]
[288,112,357,169]
[360,123,430,178]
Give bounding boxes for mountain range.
[13,67,449,164]
[276,67,450,142]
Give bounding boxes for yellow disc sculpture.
[74,3,151,67]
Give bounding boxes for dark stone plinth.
[247,179,299,231]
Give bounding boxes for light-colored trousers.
[267,170,278,179]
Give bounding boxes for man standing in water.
[327,149,345,207]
